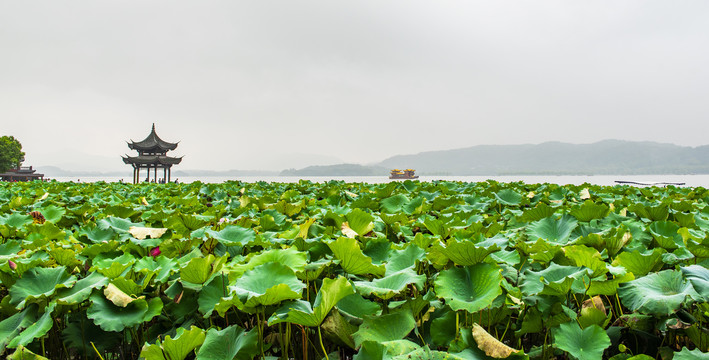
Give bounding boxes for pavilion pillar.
[163,167,167,183]
[137,167,140,184]
[168,167,171,182]
[154,166,157,183]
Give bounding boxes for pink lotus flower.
[150,247,161,257]
[8,260,16,270]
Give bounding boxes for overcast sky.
[2,1,709,172]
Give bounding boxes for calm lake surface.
[50,174,709,187]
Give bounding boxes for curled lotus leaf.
[354,268,425,300]
[87,293,163,332]
[139,326,206,360]
[472,323,521,358]
[526,214,578,245]
[268,275,354,327]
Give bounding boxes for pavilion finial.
[152,123,156,132]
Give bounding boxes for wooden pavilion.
[122,124,182,184]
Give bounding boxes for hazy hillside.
[280,164,388,176]
[376,140,709,175]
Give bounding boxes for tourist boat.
[389,169,419,179]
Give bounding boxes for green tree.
[0,136,25,173]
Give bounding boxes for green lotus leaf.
[423,217,450,239]
[520,263,589,297]
[430,311,457,347]
[87,293,162,332]
[7,345,48,360]
[97,216,144,234]
[355,340,420,360]
[553,322,610,360]
[526,215,578,245]
[8,303,56,349]
[434,263,503,313]
[618,270,698,316]
[494,189,523,206]
[140,326,206,360]
[681,265,709,301]
[80,226,116,243]
[194,324,259,360]
[346,208,375,236]
[37,205,65,223]
[268,275,354,326]
[517,238,561,263]
[587,272,635,296]
[628,202,668,221]
[380,194,410,214]
[180,255,227,290]
[352,310,416,348]
[9,266,77,309]
[0,213,33,230]
[328,237,386,277]
[611,249,663,277]
[49,247,81,268]
[29,222,65,241]
[165,213,210,235]
[354,268,425,300]
[321,310,358,349]
[234,247,307,278]
[518,203,556,222]
[649,221,683,250]
[133,255,177,284]
[562,245,608,277]
[0,305,38,353]
[199,274,231,317]
[384,245,425,275]
[674,347,709,359]
[570,200,610,222]
[207,225,255,246]
[336,293,382,321]
[93,253,136,279]
[230,262,305,309]
[439,237,503,266]
[56,272,109,305]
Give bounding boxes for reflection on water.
[48,174,709,187]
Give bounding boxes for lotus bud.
[8,260,16,270]
[150,247,161,257]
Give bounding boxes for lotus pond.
[1,180,709,360]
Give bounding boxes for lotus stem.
[318,326,329,360]
[91,341,106,360]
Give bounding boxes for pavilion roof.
[122,154,183,166]
[128,124,179,152]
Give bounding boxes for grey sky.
[2,1,708,172]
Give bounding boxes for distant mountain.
[280,164,388,176]
[375,140,709,175]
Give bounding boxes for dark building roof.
[128,124,179,153]
[0,166,44,181]
[122,155,183,166]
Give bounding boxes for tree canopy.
[0,136,25,173]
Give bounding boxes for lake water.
[49,174,709,187]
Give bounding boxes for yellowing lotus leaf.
[104,283,142,307]
[579,188,591,200]
[341,222,358,238]
[129,226,167,240]
[472,323,519,358]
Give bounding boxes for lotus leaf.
[439,237,503,266]
[384,244,425,275]
[194,324,259,360]
[520,263,589,297]
[180,254,227,290]
[87,293,163,332]
[56,272,108,305]
[472,323,521,358]
[354,268,425,300]
[0,305,38,353]
[8,303,56,349]
[0,213,33,229]
[352,310,416,348]
[681,265,709,301]
[618,270,698,316]
[346,208,375,236]
[570,200,609,222]
[336,293,382,321]
[435,263,502,313]
[611,249,663,277]
[674,347,709,359]
[321,310,358,349]
[268,275,354,326]
[207,225,255,246]
[7,345,48,360]
[9,266,76,309]
[140,326,206,360]
[553,322,610,360]
[526,215,578,245]
[328,237,386,277]
[230,262,305,309]
[495,189,523,206]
